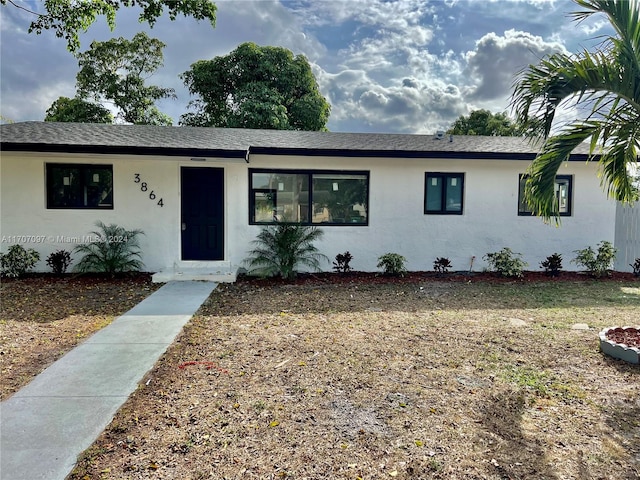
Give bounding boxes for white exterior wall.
[246,155,617,273]
[0,151,618,274]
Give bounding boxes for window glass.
[425,173,464,214]
[47,164,113,209]
[555,178,570,214]
[253,190,277,223]
[445,176,462,212]
[312,174,368,224]
[425,176,443,212]
[250,170,369,225]
[519,175,572,216]
[251,172,309,223]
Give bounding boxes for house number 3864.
[134,174,164,207]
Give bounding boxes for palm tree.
[244,222,328,280]
[73,222,144,275]
[511,0,639,222]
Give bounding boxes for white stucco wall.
[245,154,617,273]
[0,151,618,274]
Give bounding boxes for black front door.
[181,167,224,260]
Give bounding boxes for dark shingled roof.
[0,121,595,161]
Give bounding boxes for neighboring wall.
[614,202,640,272]
[0,152,618,274]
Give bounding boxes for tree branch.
[4,0,43,17]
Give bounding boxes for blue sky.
[0,0,612,133]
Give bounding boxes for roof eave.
[0,142,248,160]
[249,146,595,161]
[1,142,597,162]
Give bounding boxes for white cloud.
[316,63,468,133]
[304,0,467,132]
[299,1,574,133]
[290,0,435,30]
[464,29,566,104]
[485,0,556,7]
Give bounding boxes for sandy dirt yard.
[52,272,640,480]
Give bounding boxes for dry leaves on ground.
[0,273,160,400]
[67,274,640,480]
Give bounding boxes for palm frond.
[596,120,640,201]
[524,123,599,223]
[73,221,145,274]
[244,222,328,279]
[512,0,640,221]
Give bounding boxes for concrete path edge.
[0,280,217,480]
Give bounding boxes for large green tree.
[76,32,174,125]
[511,0,639,221]
[1,0,216,53]
[180,42,331,130]
[45,96,113,123]
[446,110,521,136]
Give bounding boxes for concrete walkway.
[0,281,217,480]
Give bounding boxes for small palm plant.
[73,221,144,275]
[244,222,328,280]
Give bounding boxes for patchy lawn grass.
[68,276,640,480]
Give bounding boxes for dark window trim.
[424,172,465,215]
[249,168,370,226]
[46,163,114,210]
[518,174,573,217]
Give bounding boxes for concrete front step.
[152,264,237,283]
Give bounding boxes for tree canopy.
[511,0,639,221]
[446,110,521,136]
[76,32,174,125]
[45,97,113,123]
[180,42,331,131]
[1,0,216,53]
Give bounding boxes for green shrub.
[377,253,407,276]
[484,247,528,278]
[433,257,452,274]
[73,221,144,275]
[244,222,328,280]
[572,241,616,278]
[540,253,563,276]
[47,249,72,274]
[0,244,40,278]
[333,251,353,274]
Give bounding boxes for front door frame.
[180,166,225,261]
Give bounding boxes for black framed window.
[250,169,369,225]
[518,174,572,216]
[424,172,464,214]
[46,163,113,209]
